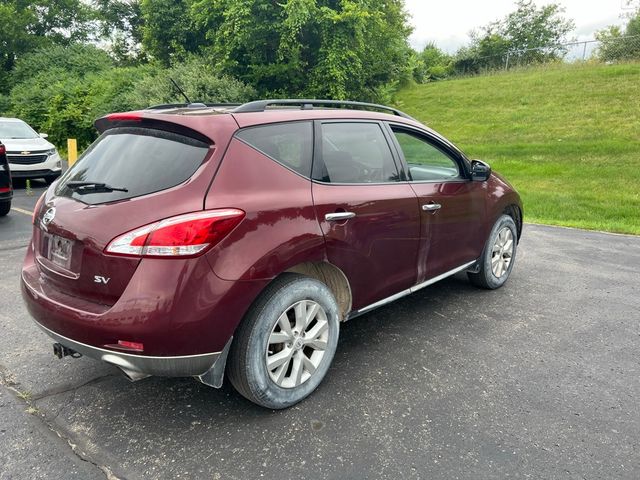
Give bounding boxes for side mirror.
[39,133,48,139]
[471,160,491,181]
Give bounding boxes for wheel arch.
[284,261,352,320]
[502,203,523,242]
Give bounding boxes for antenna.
[169,78,191,104]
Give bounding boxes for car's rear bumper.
[21,242,268,356]
[36,320,223,378]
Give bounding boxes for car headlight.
[46,148,57,156]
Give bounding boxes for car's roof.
[230,108,424,128]
[0,117,26,123]
[97,104,464,157]
[135,106,427,132]
[142,100,423,127]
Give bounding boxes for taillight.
[32,193,45,224]
[105,209,245,258]
[0,144,5,154]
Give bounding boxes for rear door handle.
[325,212,356,221]
[422,203,442,212]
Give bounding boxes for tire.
[468,214,518,289]
[0,201,10,217]
[227,273,340,409]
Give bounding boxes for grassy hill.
[395,63,640,234]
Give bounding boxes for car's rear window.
[56,127,210,205]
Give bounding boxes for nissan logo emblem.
[42,207,56,225]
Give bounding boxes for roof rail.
[146,103,242,110]
[232,99,416,120]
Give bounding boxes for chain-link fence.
[454,35,640,74]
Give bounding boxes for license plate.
[48,235,73,270]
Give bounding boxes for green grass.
[394,62,640,234]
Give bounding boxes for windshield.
[0,120,39,140]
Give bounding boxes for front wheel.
[468,214,518,289]
[227,273,340,409]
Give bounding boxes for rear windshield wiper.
[66,181,128,193]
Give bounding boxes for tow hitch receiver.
[53,343,81,359]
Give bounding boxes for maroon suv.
[21,100,522,409]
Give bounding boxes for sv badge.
[94,275,111,284]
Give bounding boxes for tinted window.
[56,127,209,205]
[236,122,313,177]
[392,130,459,181]
[316,122,399,183]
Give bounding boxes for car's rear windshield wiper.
[66,181,129,193]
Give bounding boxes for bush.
[10,44,113,87]
[122,57,257,107]
[9,70,95,147]
[413,43,453,82]
[596,10,640,62]
[4,51,255,149]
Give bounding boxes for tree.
[134,0,413,100]
[453,0,574,73]
[93,0,146,64]
[140,0,205,66]
[499,0,574,60]
[184,0,413,100]
[0,0,97,87]
[453,33,512,74]
[596,8,640,61]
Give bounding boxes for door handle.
[325,212,356,221]
[422,203,442,212]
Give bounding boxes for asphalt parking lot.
[1,183,639,480]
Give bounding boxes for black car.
[0,142,12,216]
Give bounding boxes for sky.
[404,0,635,52]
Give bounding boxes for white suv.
[0,117,62,183]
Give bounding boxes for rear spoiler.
[94,112,214,145]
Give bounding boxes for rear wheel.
[0,201,10,217]
[227,273,340,409]
[468,214,518,289]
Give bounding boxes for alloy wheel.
[265,300,329,389]
[491,227,514,278]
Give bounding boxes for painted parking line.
[11,207,33,216]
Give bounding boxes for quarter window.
[315,122,400,184]
[235,122,313,177]
[392,129,459,181]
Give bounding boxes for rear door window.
[235,121,313,177]
[56,127,209,205]
[314,122,400,184]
